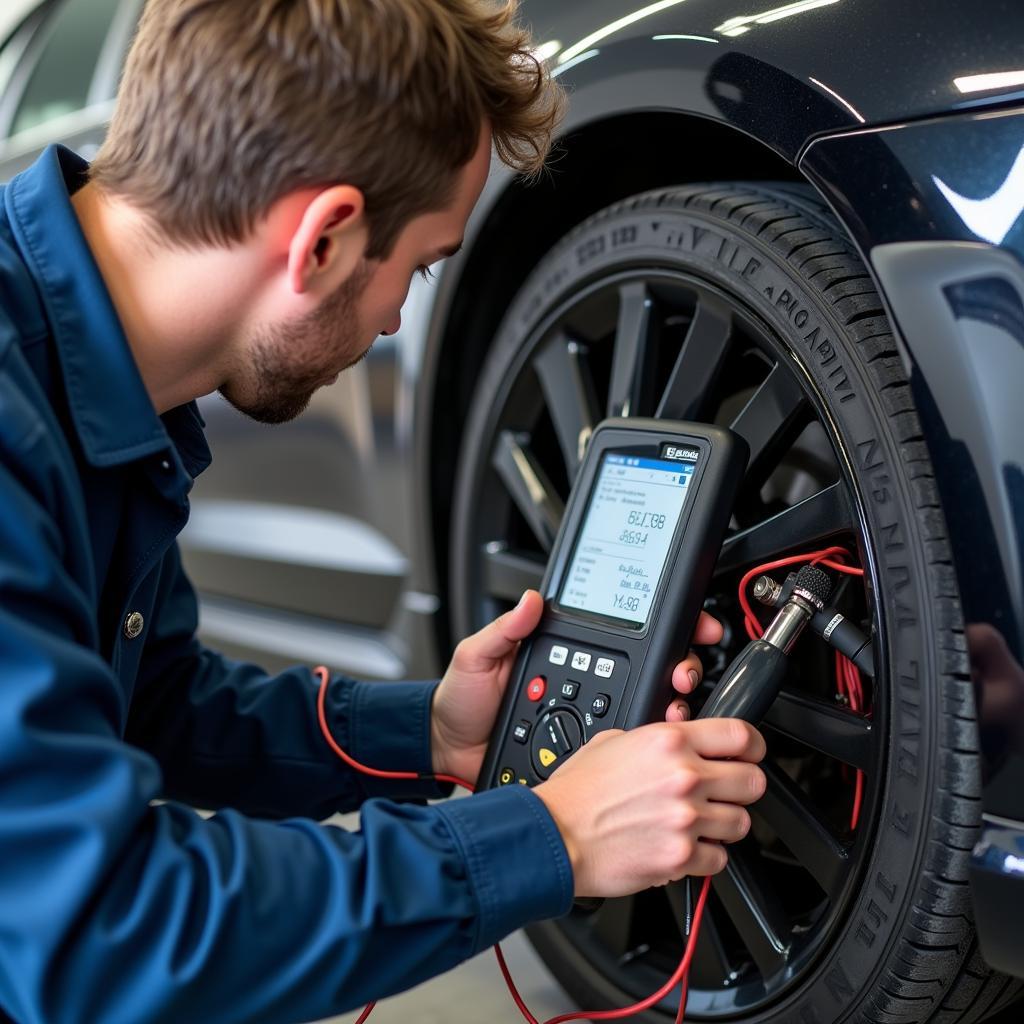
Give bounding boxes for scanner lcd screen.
[557,453,695,627]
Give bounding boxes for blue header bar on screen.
[606,454,695,480]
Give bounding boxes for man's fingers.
[454,590,543,666]
[669,609,723,693]
[704,760,767,805]
[665,698,691,722]
[671,654,703,694]
[698,802,752,844]
[693,610,724,646]
[685,841,729,878]
[685,718,767,763]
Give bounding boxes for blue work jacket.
[0,146,573,1024]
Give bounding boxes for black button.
[591,693,610,718]
[559,680,579,700]
[512,720,531,744]
[499,767,515,785]
[532,710,583,779]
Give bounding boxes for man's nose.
[381,312,401,337]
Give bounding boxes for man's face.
[221,130,492,424]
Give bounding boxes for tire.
[448,183,1023,1023]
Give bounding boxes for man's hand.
[534,719,767,897]
[430,590,724,784]
[430,590,544,783]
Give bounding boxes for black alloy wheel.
[449,184,1021,1023]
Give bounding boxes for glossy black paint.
[520,0,1024,158]
[801,108,1024,262]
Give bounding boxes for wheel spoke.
[587,895,638,959]
[713,844,791,981]
[533,331,601,477]
[665,881,736,985]
[730,363,809,483]
[754,762,850,899]
[656,295,733,421]
[491,430,564,551]
[716,482,852,574]
[763,689,873,771]
[482,543,545,601]
[608,282,660,418]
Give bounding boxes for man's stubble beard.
[220,263,372,425]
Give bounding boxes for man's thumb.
[507,588,544,634]
[460,589,543,663]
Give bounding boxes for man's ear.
[286,185,367,295]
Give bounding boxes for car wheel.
[449,183,1023,1022]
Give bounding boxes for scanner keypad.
[495,635,630,784]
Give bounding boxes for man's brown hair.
[90,0,563,257]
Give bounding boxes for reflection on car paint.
[934,143,1024,245]
[971,623,1024,786]
[714,0,842,39]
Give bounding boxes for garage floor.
[319,940,1024,1024]
[322,928,568,1024]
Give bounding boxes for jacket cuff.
[341,678,453,801]
[434,785,575,952]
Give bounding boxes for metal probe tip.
[752,575,782,606]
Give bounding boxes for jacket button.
[123,611,145,640]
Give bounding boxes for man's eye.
[416,265,436,281]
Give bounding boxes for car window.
[10,0,121,137]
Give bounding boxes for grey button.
[123,611,145,640]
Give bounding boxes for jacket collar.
[3,145,210,479]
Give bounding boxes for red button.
[526,675,546,701]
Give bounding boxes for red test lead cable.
[313,665,707,1023]
[315,666,472,791]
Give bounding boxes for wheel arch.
[416,110,807,656]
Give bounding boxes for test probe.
[698,563,833,723]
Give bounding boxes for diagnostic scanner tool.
[479,418,748,791]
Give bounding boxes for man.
[0,1,767,1021]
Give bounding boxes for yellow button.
[123,611,144,640]
[499,768,514,785]
[538,748,557,768]
[518,778,528,785]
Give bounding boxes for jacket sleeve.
[0,430,575,1024]
[126,543,450,820]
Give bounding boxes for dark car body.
[1,0,1022,982]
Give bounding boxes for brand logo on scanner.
[661,444,699,462]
